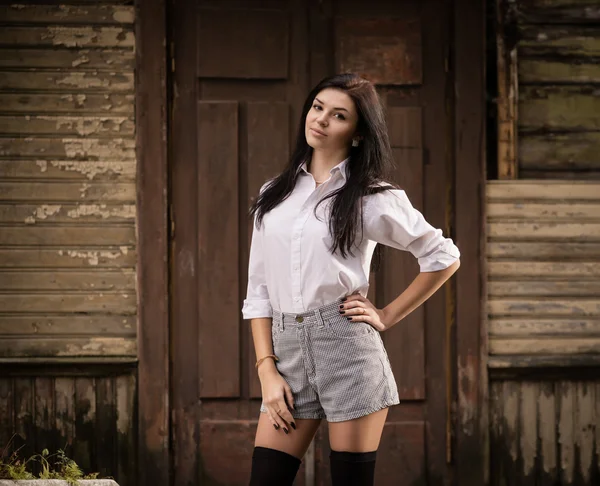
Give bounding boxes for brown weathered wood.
[33,377,54,453]
[520,133,600,171]
[488,298,600,316]
[245,102,290,399]
[489,318,600,336]
[0,270,135,290]
[488,222,600,240]
[197,101,240,398]
[386,111,425,401]
[13,378,34,458]
[489,337,600,354]
[0,182,135,201]
[575,381,595,483]
[0,71,134,91]
[558,381,575,484]
[335,16,422,86]
[135,0,169,484]
[0,115,134,136]
[0,204,136,223]
[488,201,600,220]
[489,280,600,296]
[0,315,135,335]
[197,9,289,79]
[488,354,600,368]
[0,48,134,70]
[0,160,136,181]
[519,86,600,132]
[0,378,13,451]
[538,381,557,485]
[0,26,134,48]
[454,1,486,482]
[487,180,600,200]
[488,241,600,259]
[73,377,95,472]
[0,227,134,246]
[0,4,135,24]
[54,377,75,450]
[520,58,600,83]
[170,0,199,483]
[95,377,116,478]
[520,0,600,23]
[0,247,135,268]
[489,261,600,277]
[520,382,537,479]
[520,24,600,57]
[0,93,135,114]
[0,337,137,358]
[497,0,519,179]
[501,381,520,484]
[116,373,135,486]
[0,292,135,314]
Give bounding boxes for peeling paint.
[79,183,91,198]
[36,160,134,180]
[56,71,111,89]
[66,203,135,219]
[58,248,129,266]
[72,55,91,68]
[36,115,131,136]
[24,204,62,224]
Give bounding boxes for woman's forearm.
[382,259,460,330]
[250,317,278,377]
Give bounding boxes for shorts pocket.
[324,315,376,340]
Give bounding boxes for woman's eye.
[335,113,346,120]
[313,104,322,110]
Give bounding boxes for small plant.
[0,435,101,485]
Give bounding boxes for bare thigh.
[328,407,389,452]
[255,413,322,460]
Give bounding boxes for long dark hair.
[249,73,399,271]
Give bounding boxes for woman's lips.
[310,128,327,137]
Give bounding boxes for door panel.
[171,0,452,484]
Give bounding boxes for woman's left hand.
[339,294,391,332]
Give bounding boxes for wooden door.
[170,0,455,484]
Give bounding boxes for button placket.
[290,203,312,314]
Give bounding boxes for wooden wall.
[0,3,138,484]
[497,0,600,179]
[486,180,600,485]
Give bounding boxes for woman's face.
[304,88,359,151]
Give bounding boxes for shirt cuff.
[242,299,273,320]
[417,240,461,273]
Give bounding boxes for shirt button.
[294,297,300,302]
[294,265,299,271]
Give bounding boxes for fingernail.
[273,424,279,430]
[341,298,347,302]
[291,422,296,430]
[339,305,343,308]
[347,317,352,320]
[339,310,345,314]
[283,428,289,434]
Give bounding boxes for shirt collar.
[297,156,350,182]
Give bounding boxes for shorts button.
[295,315,304,323]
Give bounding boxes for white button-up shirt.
[241,157,460,319]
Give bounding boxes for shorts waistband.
[272,299,345,329]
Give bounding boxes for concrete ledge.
[0,481,119,486]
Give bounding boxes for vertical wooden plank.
[13,378,34,459]
[95,377,116,479]
[55,377,75,452]
[384,129,425,400]
[116,373,136,486]
[496,0,518,179]
[34,377,55,455]
[246,101,289,399]
[520,382,537,481]
[454,0,487,484]
[596,382,600,484]
[171,0,199,483]
[135,0,170,484]
[575,381,594,484]
[538,381,557,486]
[0,378,13,455]
[73,377,96,473]
[422,0,452,480]
[197,101,239,397]
[558,381,574,485]
[489,382,503,486]
[502,381,520,486]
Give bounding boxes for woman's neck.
[308,149,349,181]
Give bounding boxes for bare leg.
[328,407,388,452]
[255,412,322,459]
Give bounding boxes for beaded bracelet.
[255,354,279,369]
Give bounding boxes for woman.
[242,73,460,486]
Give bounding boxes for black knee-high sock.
[249,446,302,486]
[329,450,377,486]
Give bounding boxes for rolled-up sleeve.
[364,189,460,272]
[242,184,273,319]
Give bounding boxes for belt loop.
[315,307,325,328]
[279,311,285,332]
[273,310,284,332]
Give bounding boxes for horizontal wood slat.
[487,182,600,367]
[0,4,138,358]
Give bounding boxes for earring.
[352,138,359,147]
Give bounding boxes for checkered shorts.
[259,298,400,422]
